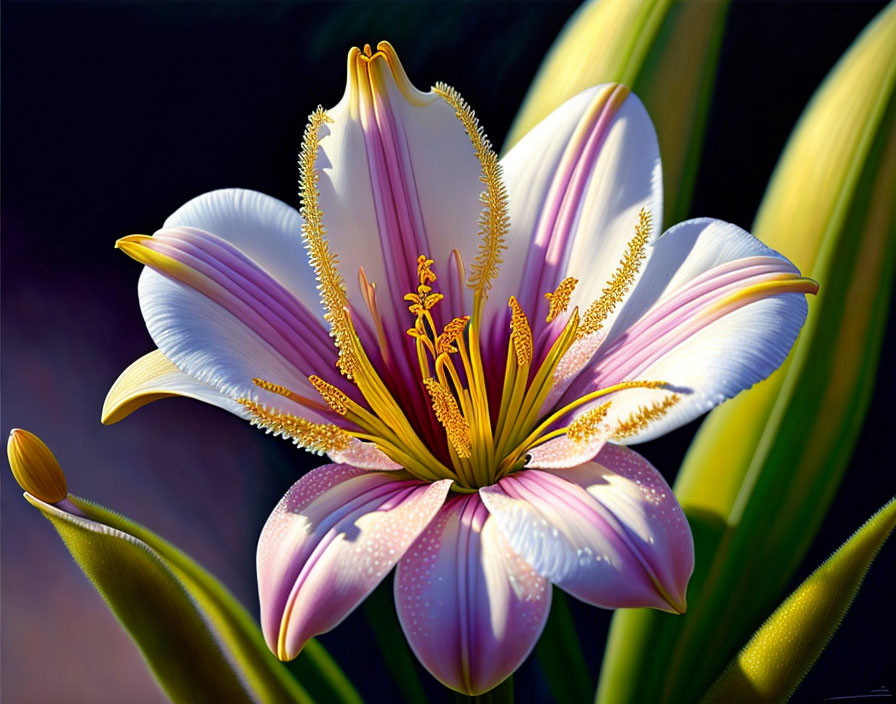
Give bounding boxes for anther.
[545,276,578,323]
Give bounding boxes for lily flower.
[104,42,817,695]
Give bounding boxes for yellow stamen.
[239,398,351,455]
[566,401,613,443]
[358,267,391,366]
[252,377,332,415]
[613,394,681,439]
[508,379,667,463]
[417,255,437,284]
[308,375,351,416]
[545,276,579,323]
[436,316,470,356]
[508,297,533,367]
[580,208,652,336]
[424,378,472,459]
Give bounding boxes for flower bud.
[7,428,68,503]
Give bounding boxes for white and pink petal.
[163,188,324,319]
[561,218,813,443]
[256,464,451,660]
[316,43,483,336]
[120,205,353,421]
[394,494,551,695]
[493,84,663,348]
[480,447,692,613]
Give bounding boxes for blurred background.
[2,1,893,702]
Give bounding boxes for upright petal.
[257,464,451,660]
[494,84,662,337]
[562,218,813,442]
[316,43,484,333]
[394,494,551,695]
[480,447,693,613]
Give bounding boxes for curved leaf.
[702,498,896,703]
[25,493,258,704]
[504,0,729,224]
[598,5,896,702]
[26,492,361,704]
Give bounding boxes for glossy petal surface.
[257,464,451,659]
[395,494,551,695]
[481,447,692,612]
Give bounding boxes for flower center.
[235,75,681,491]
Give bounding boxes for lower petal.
[394,494,551,695]
[480,452,692,613]
[257,464,451,660]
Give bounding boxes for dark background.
[2,1,893,702]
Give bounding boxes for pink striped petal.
[560,218,811,442]
[480,448,692,613]
[395,494,551,695]
[315,44,483,406]
[131,223,346,422]
[491,84,662,354]
[257,464,451,660]
[164,189,323,319]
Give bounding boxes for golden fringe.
[566,401,612,443]
[433,83,508,298]
[298,107,358,378]
[239,398,351,454]
[580,208,652,336]
[613,393,680,439]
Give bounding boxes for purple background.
[2,1,893,702]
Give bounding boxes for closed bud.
[7,429,68,503]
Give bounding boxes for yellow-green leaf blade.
[598,4,896,702]
[25,493,259,704]
[504,0,729,224]
[65,495,361,704]
[702,498,896,703]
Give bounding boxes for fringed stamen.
[436,316,470,356]
[508,296,533,367]
[308,375,351,416]
[613,393,680,439]
[566,402,612,443]
[580,208,652,337]
[239,398,351,455]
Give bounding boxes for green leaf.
[504,0,729,224]
[535,589,594,704]
[26,492,360,704]
[702,498,896,703]
[25,493,259,703]
[597,4,896,702]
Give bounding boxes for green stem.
[454,677,514,704]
